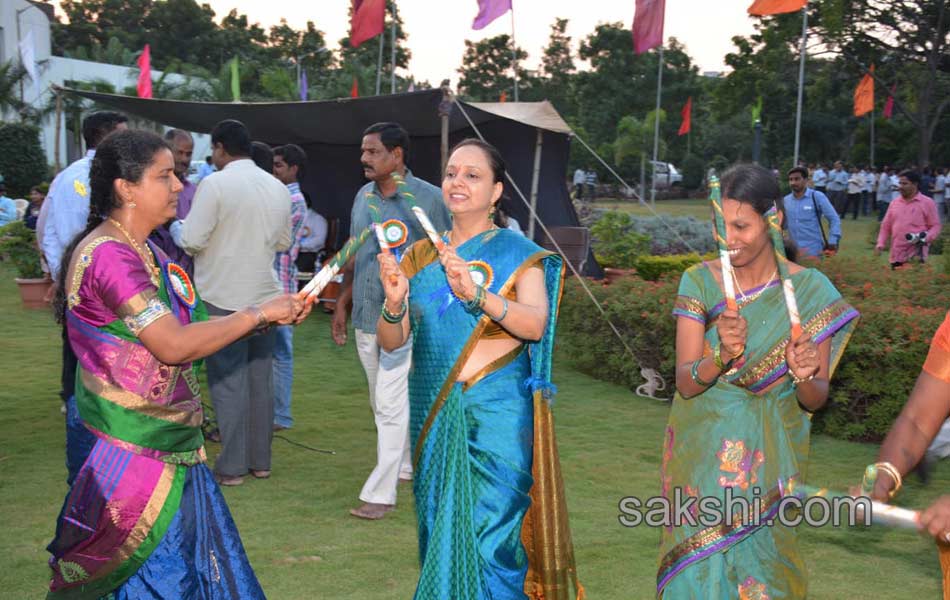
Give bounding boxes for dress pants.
[206,303,277,478]
[354,329,413,506]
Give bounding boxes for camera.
[905,231,928,245]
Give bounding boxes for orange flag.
[499,90,508,103]
[678,97,692,136]
[350,76,359,98]
[747,0,807,15]
[853,65,874,117]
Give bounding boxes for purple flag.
[299,70,308,101]
[472,0,512,30]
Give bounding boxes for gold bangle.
[874,461,903,498]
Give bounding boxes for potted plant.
[0,220,51,308]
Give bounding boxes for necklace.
[108,218,161,285]
[732,267,777,304]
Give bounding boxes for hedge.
[0,123,48,198]
[558,255,950,441]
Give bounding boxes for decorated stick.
[765,206,804,340]
[391,171,447,255]
[792,483,920,530]
[372,223,400,287]
[709,176,738,311]
[298,226,373,300]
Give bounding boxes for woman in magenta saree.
[47,129,306,599]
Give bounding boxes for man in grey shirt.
[333,122,451,520]
[179,119,292,486]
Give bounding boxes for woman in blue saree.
[657,165,859,598]
[376,139,582,599]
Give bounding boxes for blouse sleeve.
[672,265,707,325]
[79,239,171,335]
[923,311,950,383]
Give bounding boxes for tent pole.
[439,85,452,174]
[650,46,663,207]
[528,128,543,240]
[54,87,62,173]
[375,34,383,95]
[390,1,396,94]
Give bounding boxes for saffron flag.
[747,0,807,15]
[883,84,896,119]
[350,0,386,48]
[853,65,874,117]
[472,0,512,30]
[230,56,241,101]
[678,97,692,136]
[136,44,152,99]
[632,0,665,54]
[351,76,360,98]
[499,90,508,102]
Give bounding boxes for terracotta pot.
[15,277,53,309]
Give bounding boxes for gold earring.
[489,204,496,222]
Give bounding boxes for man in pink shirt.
[876,170,942,268]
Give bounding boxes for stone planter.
[15,277,53,309]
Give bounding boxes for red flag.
[853,65,874,117]
[678,97,692,136]
[136,44,152,99]
[883,84,896,119]
[632,0,665,54]
[499,90,508,103]
[350,76,359,98]
[350,0,385,48]
[747,0,807,15]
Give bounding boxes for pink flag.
[136,44,152,99]
[632,0,665,54]
[883,84,895,119]
[472,0,512,30]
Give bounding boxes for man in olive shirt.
[179,119,292,486]
[333,122,451,520]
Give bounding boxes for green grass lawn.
[0,246,945,598]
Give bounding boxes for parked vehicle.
[650,161,683,189]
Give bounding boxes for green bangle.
[690,359,717,387]
[462,285,486,314]
[381,300,407,323]
[713,344,732,371]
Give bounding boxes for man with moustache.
[333,122,451,520]
[783,166,841,259]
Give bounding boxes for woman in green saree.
[375,139,582,600]
[657,164,859,598]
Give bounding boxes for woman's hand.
[261,294,305,325]
[920,495,950,544]
[716,308,747,361]
[440,245,476,302]
[786,335,820,381]
[377,252,408,307]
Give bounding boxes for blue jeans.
[273,325,294,428]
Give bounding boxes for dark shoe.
[349,502,394,520]
[215,474,245,487]
[272,424,288,432]
[206,428,221,443]
[250,470,271,479]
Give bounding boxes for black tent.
[59,88,594,274]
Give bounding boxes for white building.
[1,0,210,170]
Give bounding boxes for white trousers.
[354,329,413,505]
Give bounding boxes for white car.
[651,161,683,189]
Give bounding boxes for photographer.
[876,170,942,268]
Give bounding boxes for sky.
[49,1,762,83]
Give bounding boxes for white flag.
[18,30,40,101]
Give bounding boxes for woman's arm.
[787,336,832,411]
[376,252,410,352]
[674,311,746,398]
[481,266,548,342]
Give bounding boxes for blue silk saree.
[403,228,582,600]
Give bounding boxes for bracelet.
[461,285,486,314]
[246,305,268,330]
[713,344,733,371]
[790,371,816,385]
[493,297,509,322]
[690,359,718,387]
[381,300,407,323]
[874,461,903,499]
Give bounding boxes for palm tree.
[0,61,29,118]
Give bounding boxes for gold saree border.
[80,368,202,427]
[461,344,525,392]
[412,249,552,468]
[67,236,121,309]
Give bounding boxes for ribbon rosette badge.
[167,262,197,308]
[467,260,493,289]
[380,219,408,248]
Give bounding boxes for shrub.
[632,253,714,281]
[628,215,715,256]
[558,254,950,442]
[589,210,716,266]
[0,221,44,279]
[0,123,48,198]
[590,211,650,268]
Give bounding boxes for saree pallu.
[48,237,263,599]
[658,264,859,599]
[406,228,582,600]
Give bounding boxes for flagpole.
[870,107,875,167]
[650,45,663,207]
[375,33,384,95]
[390,1,396,94]
[510,5,519,102]
[792,6,808,166]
